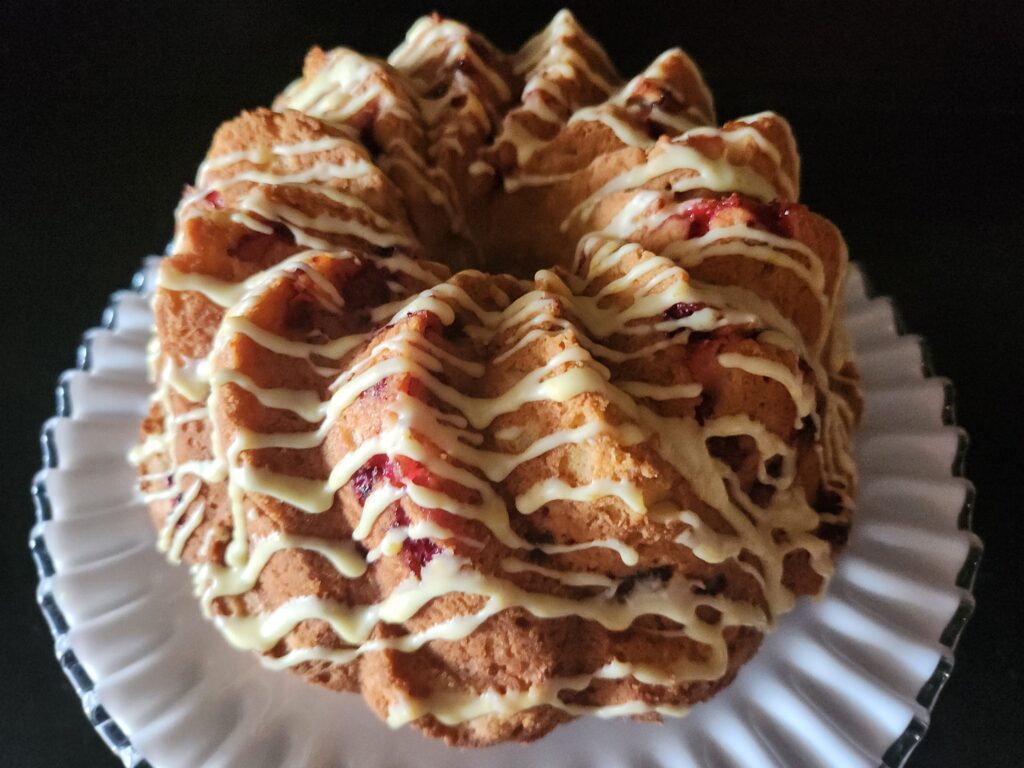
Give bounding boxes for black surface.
[1,1,1021,765]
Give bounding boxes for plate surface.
[31,260,981,768]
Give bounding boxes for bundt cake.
[132,10,862,747]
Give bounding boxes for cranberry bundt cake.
[132,10,862,746]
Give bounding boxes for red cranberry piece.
[388,507,442,578]
[400,538,441,577]
[664,301,707,320]
[398,375,429,402]
[384,454,477,505]
[392,455,439,490]
[203,190,225,209]
[382,459,404,487]
[351,454,398,504]
[359,379,389,401]
[675,193,797,240]
[680,199,718,238]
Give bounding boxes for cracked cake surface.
[132,9,861,746]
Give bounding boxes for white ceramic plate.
[31,259,981,768]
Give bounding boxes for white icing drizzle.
[385,659,692,727]
[515,477,648,516]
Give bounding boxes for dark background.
[1,1,1021,765]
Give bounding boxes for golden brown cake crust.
[134,10,860,747]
